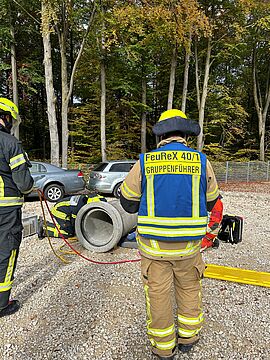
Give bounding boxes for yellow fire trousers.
[141,252,205,357]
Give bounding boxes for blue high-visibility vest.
[138,142,208,241]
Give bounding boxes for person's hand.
[200,236,214,252]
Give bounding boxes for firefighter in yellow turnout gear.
[120,109,222,359]
[38,194,107,239]
[0,98,34,317]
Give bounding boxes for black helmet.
[153,109,200,137]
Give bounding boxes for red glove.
[201,235,215,251]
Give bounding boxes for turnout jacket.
[120,137,220,260]
[0,125,34,214]
[51,194,107,226]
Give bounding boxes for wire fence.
[212,161,270,183]
[69,161,270,184]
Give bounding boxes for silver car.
[27,161,86,202]
[87,160,136,198]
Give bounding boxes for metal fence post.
[267,161,270,181]
[225,161,229,183]
[247,162,250,182]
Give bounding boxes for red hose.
[38,190,141,265]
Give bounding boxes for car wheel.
[44,184,64,202]
[113,183,122,199]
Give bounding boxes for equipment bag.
[217,214,243,245]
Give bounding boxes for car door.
[30,163,47,190]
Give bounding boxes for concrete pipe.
[75,200,138,253]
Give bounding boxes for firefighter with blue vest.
[0,98,34,317]
[120,109,223,359]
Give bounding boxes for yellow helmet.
[153,109,200,137]
[0,97,19,119]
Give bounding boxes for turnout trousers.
[45,218,74,239]
[0,209,23,309]
[141,252,205,358]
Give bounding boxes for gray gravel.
[0,191,269,360]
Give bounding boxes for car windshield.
[93,163,108,172]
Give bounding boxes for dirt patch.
[219,181,270,194]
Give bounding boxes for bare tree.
[141,77,147,153]
[55,1,96,168]
[195,37,212,151]
[167,45,177,110]
[253,47,270,161]
[41,0,59,166]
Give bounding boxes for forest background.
[1,0,270,168]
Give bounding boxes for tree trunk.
[181,35,191,114]
[197,37,212,151]
[41,0,59,166]
[59,33,69,169]
[253,49,270,161]
[100,58,107,161]
[10,24,21,139]
[167,46,177,110]
[141,77,147,153]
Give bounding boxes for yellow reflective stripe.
[4,249,16,284]
[138,216,208,225]
[0,197,23,206]
[47,226,68,237]
[137,226,206,237]
[9,154,26,169]
[138,238,200,257]
[207,185,219,202]
[178,327,202,337]
[144,285,152,327]
[192,175,200,218]
[87,197,102,203]
[178,313,204,326]
[146,175,155,217]
[122,182,141,199]
[0,176,4,197]
[51,202,70,220]
[51,208,68,220]
[150,240,160,250]
[0,281,13,292]
[151,338,176,351]
[147,324,175,337]
[71,214,77,219]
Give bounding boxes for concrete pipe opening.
[75,200,137,253]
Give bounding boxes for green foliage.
[1,0,270,163]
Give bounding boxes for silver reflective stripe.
[192,175,200,218]
[147,324,175,337]
[146,175,155,217]
[138,238,200,257]
[138,216,208,225]
[0,197,23,206]
[178,327,202,337]
[178,313,204,325]
[137,226,206,236]
[9,153,26,170]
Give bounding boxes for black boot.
[0,300,20,317]
[178,339,199,353]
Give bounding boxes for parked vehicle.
[27,161,86,202]
[87,160,136,198]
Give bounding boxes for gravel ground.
[0,190,269,360]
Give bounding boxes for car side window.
[39,164,47,173]
[30,163,39,173]
[109,163,131,172]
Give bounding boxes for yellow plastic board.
[204,264,270,288]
